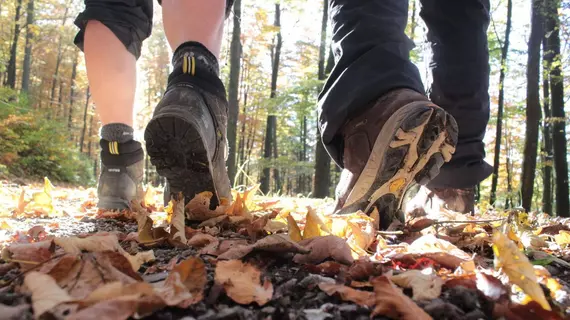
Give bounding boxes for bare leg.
[84,21,136,126]
[162,0,226,56]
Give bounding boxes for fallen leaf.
[318,283,374,307]
[506,301,564,320]
[24,272,73,318]
[371,276,432,320]
[293,235,354,265]
[304,261,348,277]
[408,218,436,232]
[169,192,186,243]
[554,230,570,247]
[287,214,302,242]
[492,231,550,311]
[187,233,219,248]
[54,234,123,255]
[389,269,443,301]
[520,231,547,250]
[218,234,309,260]
[248,211,278,237]
[3,240,54,270]
[81,281,155,307]
[215,260,273,306]
[394,234,472,269]
[158,257,207,307]
[303,207,329,239]
[124,250,155,271]
[30,177,55,216]
[348,259,382,281]
[15,188,29,215]
[186,191,225,221]
[142,185,157,209]
[67,300,138,320]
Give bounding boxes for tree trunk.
[49,5,70,109]
[21,0,34,93]
[490,0,512,206]
[80,87,91,153]
[521,0,543,212]
[5,0,23,89]
[260,3,282,195]
[68,50,79,132]
[545,0,569,216]
[227,0,242,186]
[313,0,332,198]
[542,34,553,215]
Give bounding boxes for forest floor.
[1,179,570,320]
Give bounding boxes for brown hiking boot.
[144,46,231,208]
[405,186,475,217]
[334,88,458,229]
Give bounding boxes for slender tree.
[5,0,23,89]
[313,0,331,198]
[490,0,512,206]
[542,35,553,214]
[521,0,544,211]
[227,0,242,186]
[261,3,282,194]
[68,50,79,131]
[544,0,569,216]
[21,0,34,93]
[49,4,71,108]
[80,87,90,153]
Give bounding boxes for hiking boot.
[404,185,475,217]
[334,88,458,229]
[144,44,231,208]
[97,140,145,210]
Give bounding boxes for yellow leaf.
[507,226,524,250]
[554,230,570,247]
[303,207,324,239]
[287,215,302,242]
[142,185,156,208]
[16,189,29,215]
[492,231,550,311]
[170,192,186,243]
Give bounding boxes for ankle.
[167,41,226,99]
[100,139,144,167]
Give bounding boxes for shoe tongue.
[172,42,220,77]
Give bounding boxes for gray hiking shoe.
[334,88,458,229]
[144,44,231,208]
[97,140,145,210]
[405,186,476,217]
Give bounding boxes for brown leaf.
[24,272,73,318]
[3,240,54,270]
[318,283,374,307]
[504,302,565,320]
[169,192,186,243]
[218,234,309,260]
[293,235,354,265]
[371,276,432,320]
[43,254,80,283]
[187,233,219,248]
[215,260,273,306]
[348,259,382,281]
[304,261,348,277]
[475,272,508,302]
[67,300,138,320]
[16,188,30,215]
[80,281,155,308]
[54,235,123,255]
[248,211,278,238]
[124,250,155,271]
[185,191,225,221]
[390,270,443,301]
[408,218,436,232]
[158,257,207,307]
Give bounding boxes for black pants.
[319,0,493,189]
[73,0,234,59]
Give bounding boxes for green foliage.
[0,89,93,185]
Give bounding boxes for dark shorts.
[74,0,235,59]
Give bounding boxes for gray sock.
[101,123,134,143]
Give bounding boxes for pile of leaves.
[1,178,570,319]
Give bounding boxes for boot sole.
[97,197,130,210]
[145,114,222,208]
[337,102,458,229]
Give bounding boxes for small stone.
[262,306,276,314]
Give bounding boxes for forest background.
[0,0,569,216]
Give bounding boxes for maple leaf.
[293,235,354,265]
[389,269,444,301]
[185,191,226,221]
[2,240,55,270]
[371,276,432,320]
[24,271,73,318]
[158,257,207,307]
[492,231,551,311]
[217,234,309,260]
[318,283,374,307]
[215,260,273,306]
[54,234,123,255]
